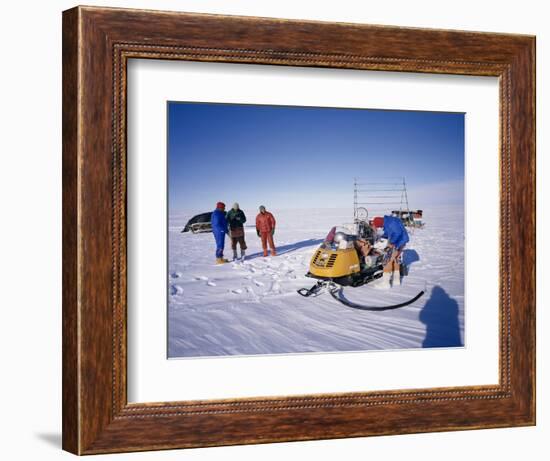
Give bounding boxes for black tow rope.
[329,286,425,311]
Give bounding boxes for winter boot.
[216,257,228,265]
[393,269,401,286]
[373,271,392,289]
[240,250,246,261]
[232,250,238,261]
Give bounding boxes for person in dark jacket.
[226,202,247,261]
[255,205,277,257]
[211,202,229,264]
[379,215,410,288]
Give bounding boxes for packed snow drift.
[168,206,464,358]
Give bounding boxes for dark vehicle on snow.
[181,212,213,233]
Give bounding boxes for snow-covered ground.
[168,207,464,358]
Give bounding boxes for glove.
[271,229,275,236]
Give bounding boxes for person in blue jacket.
[211,201,229,264]
[379,215,410,288]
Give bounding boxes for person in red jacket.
[255,205,277,257]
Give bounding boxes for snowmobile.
[297,224,424,311]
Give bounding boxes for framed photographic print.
[62,6,535,455]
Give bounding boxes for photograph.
[167,102,465,358]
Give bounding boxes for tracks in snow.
[169,252,310,309]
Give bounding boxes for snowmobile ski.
[297,281,328,297]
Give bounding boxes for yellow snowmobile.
[297,225,424,311]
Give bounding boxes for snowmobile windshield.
[323,227,355,250]
[324,227,337,244]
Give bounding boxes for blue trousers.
[213,230,226,258]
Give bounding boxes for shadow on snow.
[402,248,420,266]
[246,238,324,260]
[419,285,463,348]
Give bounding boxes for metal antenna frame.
[353,177,411,224]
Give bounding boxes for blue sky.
[168,102,464,213]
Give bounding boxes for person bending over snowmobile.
[211,202,229,264]
[256,205,277,257]
[227,202,247,261]
[378,215,410,288]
